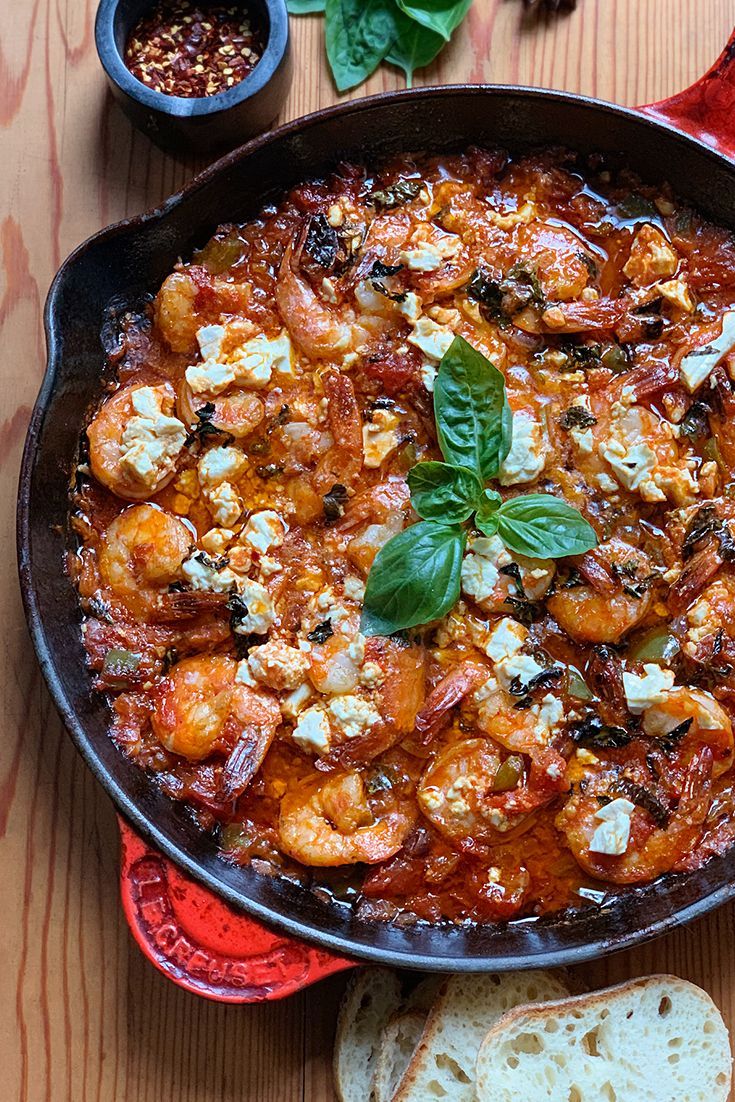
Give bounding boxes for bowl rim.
[94,0,289,117]
[19,82,735,968]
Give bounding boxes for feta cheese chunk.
[327,694,381,740]
[461,535,509,607]
[399,228,461,272]
[247,639,309,691]
[498,410,546,486]
[623,224,678,287]
[119,385,186,489]
[408,316,455,362]
[241,510,287,554]
[600,437,661,499]
[182,551,239,594]
[362,409,401,469]
[208,481,243,527]
[234,579,277,635]
[680,310,735,392]
[198,445,246,487]
[622,663,676,714]
[187,326,294,396]
[589,798,635,856]
[484,617,528,663]
[292,706,331,755]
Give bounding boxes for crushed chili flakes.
[124,1,262,98]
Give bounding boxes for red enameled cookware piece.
[113,28,735,1002]
[119,817,354,1002]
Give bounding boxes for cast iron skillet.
[18,56,735,970]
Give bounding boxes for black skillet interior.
[19,86,735,969]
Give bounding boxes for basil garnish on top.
[361,335,598,636]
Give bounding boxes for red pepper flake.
[124,1,262,98]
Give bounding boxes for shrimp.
[87,382,187,500]
[312,370,364,492]
[515,222,593,301]
[547,539,655,644]
[151,655,281,773]
[642,687,733,778]
[275,234,393,361]
[278,768,417,866]
[557,747,713,884]
[98,504,192,620]
[178,382,264,440]
[415,660,490,741]
[155,267,250,354]
[418,737,564,844]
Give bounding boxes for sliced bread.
[392,970,571,1102]
[334,967,403,1102]
[475,974,732,1102]
[373,1009,428,1102]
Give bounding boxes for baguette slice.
[392,970,571,1102]
[475,974,732,1102]
[373,1009,428,1102]
[334,968,403,1102]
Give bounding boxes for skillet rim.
[18,82,735,970]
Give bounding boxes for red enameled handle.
[118,817,355,1002]
[639,27,735,159]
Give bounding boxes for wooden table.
[3,1,735,1098]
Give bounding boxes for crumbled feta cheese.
[343,576,366,602]
[200,527,236,556]
[680,310,735,391]
[495,651,547,692]
[234,579,276,635]
[362,409,401,469]
[234,659,257,687]
[420,361,437,392]
[595,471,620,494]
[327,694,381,740]
[280,682,313,719]
[398,292,422,322]
[198,445,246,488]
[657,278,695,314]
[258,555,282,577]
[241,510,287,554]
[292,706,331,755]
[182,551,239,593]
[399,230,461,271]
[589,798,635,856]
[119,386,186,488]
[247,639,309,690]
[360,660,384,688]
[600,437,662,499]
[567,394,595,456]
[461,535,511,607]
[623,224,678,287]
[487,200,536,229]
[484,618,528,663]
[622,663,676,714]
[187,327,294,396]
[408,316,455,362]
[498,410,546,486]
[208,481,243,527]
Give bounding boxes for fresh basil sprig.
[288,0,472,90]
[361,336,598,636]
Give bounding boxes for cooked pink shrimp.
[97,503,192,620]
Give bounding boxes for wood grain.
[2,2,735,1099]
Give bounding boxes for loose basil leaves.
[290,0,472,91]
[361,336,598,636]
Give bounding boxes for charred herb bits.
[125,1,262,98]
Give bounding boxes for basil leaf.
[385,10,444,85]
[325,0,397,91]
[408,462,482,523]
[396,0,472,42]
[434,335,511,480]
[475,488,502,536]
[361,522,466,635]
[497,494,598,559]
[288,0,326,11]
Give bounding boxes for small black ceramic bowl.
[95,0,292,154]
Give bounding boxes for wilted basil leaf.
[434,335,512,480]
[497,493,598,559]
[361,522,466,635]
[408,461,482,523]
